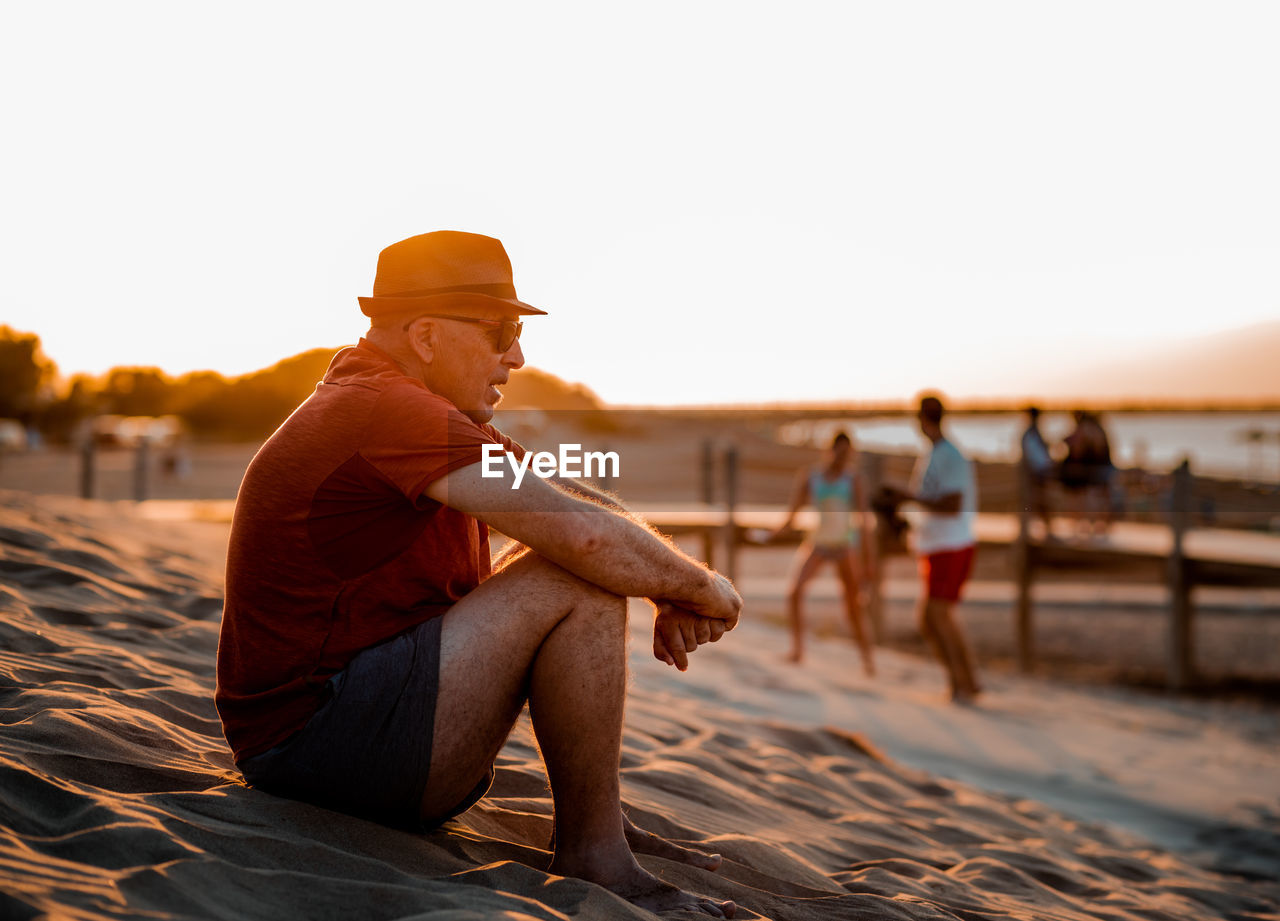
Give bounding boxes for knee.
[569,571,626,623]
[502,551,608,593]
[506,552,626,621]
[922,598,950,625]
[564,586,627,649]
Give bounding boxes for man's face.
[916,410,939,439]
[425,316,525,424]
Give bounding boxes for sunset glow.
[3,2,1277,405]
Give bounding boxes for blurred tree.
[12,334,606,443]
[180,348,334,439]
[501,367,601,411]
[99,367,173,416]
[39,374,101,442]
[0,326,55,420]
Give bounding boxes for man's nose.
[503,338,525,370]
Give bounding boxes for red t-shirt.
[215,339,523,762]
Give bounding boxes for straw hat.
[358,231,546,318]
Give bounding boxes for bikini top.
[809,470,854,507]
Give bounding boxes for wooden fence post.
[1167,458,1194,690]
[700,439,715,505]
[722,444,739,583]
[1014,455,1035,672]
[133,440,150,502]
[863,452,885,642]
[79,439,96,500]
[700,439,716,566]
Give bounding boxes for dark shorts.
[238,615,493,830]
[920,545,975,602]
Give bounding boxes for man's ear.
[405,317,438,366]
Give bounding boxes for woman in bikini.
[773,431,875,674]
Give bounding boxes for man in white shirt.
[890,395,981,702]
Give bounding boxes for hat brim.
[358,291,548,318]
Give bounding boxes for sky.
[2,2,1277,406]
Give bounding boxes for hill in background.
[1025,321,1280,405]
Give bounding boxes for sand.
[1,489,1278,921]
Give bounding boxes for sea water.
[777,411,1280,482]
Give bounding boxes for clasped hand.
[651,573,742,671]
[652,603,724,671]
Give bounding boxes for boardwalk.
[128,497,1280,575]
[631,500,1280,688]
[628,502,1280,567]
[111,496,1280,685]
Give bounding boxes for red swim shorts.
[919,545,975,602]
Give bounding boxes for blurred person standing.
[1019,406,1055,539]
[771,431,875,674]
[885,395,981,703]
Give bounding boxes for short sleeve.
[358,382,523,502]
[918,444,965,500]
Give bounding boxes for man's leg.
[916,597,951,690]
[944,602,982,698]
[917,552,980,701]
[916,555,948,686]
[422,551,735,918]
[921,598,981,701]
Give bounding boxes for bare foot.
[785,650,803,665]
[550,846,735,918]
[616,870,736,918]
[623,813,722,871]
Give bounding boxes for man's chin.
[457,387,503,424]
[460,406,495,424]
[461,397,499,425]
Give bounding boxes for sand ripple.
[1,492,1275,920]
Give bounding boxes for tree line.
[0,326,600,443]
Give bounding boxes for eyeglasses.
[403,314,523,352]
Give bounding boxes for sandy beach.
[2,488,1277,920]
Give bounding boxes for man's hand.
[877,484,910,505]
[684,571,742,632]
[652,602,727,671]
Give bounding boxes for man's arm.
[771,470,809,536]
[425,461,741,628]
[547,474,629,514]
[891,447,964,515]
[490,476,624,570]
[906,490,963,514]
[879,482,962,515]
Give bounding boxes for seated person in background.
[1060,410,1115,538]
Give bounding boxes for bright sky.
[3,2,1277,405]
